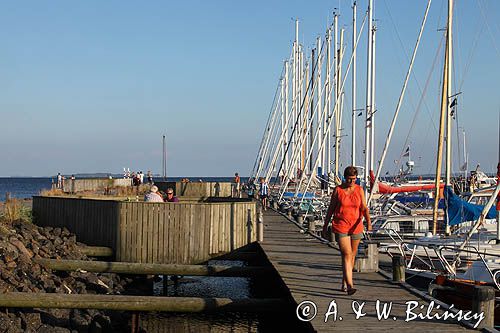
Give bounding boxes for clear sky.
[0,0,499,177]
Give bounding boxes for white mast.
[335,29,345,179]
[327,25,332,175]
[445,0,453,185]
[284,60,289,180]
[291,20,299,179]
[162,134,167,180]
[333,13,339,179]
[310,48,315,175]
[364,0,373,194]
[433,0,453,234]
[280,74,286,176]
[462,129,467,179]
[352,1,357,167]
[370,25,377,173]
[316,36,323,178]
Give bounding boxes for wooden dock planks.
[260,210,474,332]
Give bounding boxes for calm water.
[0,177,53,201]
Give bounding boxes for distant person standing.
[139,171,144,184]
[147,170,153,184]
[57,173,62,189]
[258,177,269,210]
[70,174,75,194]
[144,185,164,202]
[132,173,140,187]
[233,172,241,198]
[165,188,179,202]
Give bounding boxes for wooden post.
[392,255,405,282]
[0,292,287,312]
[78,246,113,257]
[271,200,277,210]
[472,285,495,329]
[5,192,10,203]
[257,207,264,242]
[131,312,139,333]
[230,203,235,251]
[34,258,271,276]
[296,215,304,226]
[247,209,253,244]
[162,275,168,296]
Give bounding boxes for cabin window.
[385,222,400,232]
[399,221,414,233]
[417,220,430,232]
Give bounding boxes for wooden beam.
[0,292,287,312]
[35,258,271,277]
[78,246,113,257]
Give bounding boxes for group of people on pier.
[144,186,179,203]
[234,173,269,209]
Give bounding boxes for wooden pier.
[259,210,478,332]
[33,195,257,265]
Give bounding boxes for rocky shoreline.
[0,219,132,332]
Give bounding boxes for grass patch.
[0,198,32,224]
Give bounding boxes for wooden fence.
[175,182,232,197]
[60,178,132,193]
[32,196,257,265]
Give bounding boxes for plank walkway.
[260,210,477,332]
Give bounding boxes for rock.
[37,325,71,333]
[6,261,17,269]
[20,312,42,331]
[69,309,91,332]
[10,239,33,259]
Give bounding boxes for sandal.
[346,287,357,296]
[340,284,347,292]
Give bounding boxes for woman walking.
[322,166,372,295]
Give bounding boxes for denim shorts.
[335,232,363,242]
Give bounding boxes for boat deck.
[260,209,477,332]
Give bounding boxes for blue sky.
[0,0,499,177]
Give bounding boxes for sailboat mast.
[162,135,167,180]
[310,48,315,174]
[463,129,467,179]
[352,2,357,167]
[336,29,345,180]
[364,0,373,195]
[327,23,333,175]
[370,24,377,173]
[445,0,454,185]
[333,13,338,178]
[433,0,453,234]
[317,36,323,179]
[284,60,289,179]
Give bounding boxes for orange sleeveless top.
[331,184,364,234]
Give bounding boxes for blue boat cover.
[282,192,315,199]
[444,186,497,226]
[394,193,445,208]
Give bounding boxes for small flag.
[357,112,363,117]
[450,97,457,108]
[403,146,410,157]
[385,171,389,175]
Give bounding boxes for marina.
[1,0,500,332]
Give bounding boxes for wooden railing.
[32,196,257,265]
